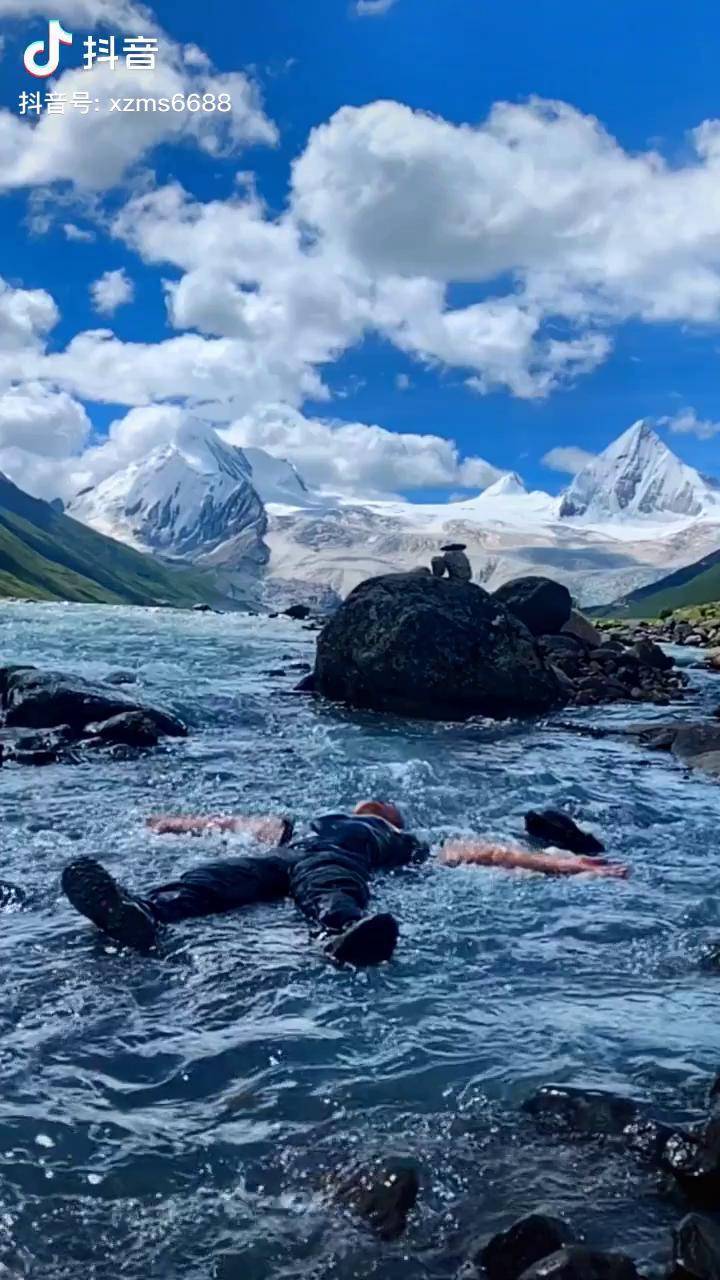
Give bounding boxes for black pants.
[145,844,373,934]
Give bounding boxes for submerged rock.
[673,1214,720,1280]
[0,881,26,909]
[518,1247,639,1280]
[494,577,573,638]
[1,667,186,738]
[664,1118,720,1208]
[83,712,161,749]
[284,604,312,620]
[314,573,564,720]
[333,1156,419,1240]
[624,722,720,779]
[523,1086,641,1136]
[475,1212,577,1280]
[525,810,605,855]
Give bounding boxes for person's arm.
[146,814,294,844]
[440,840,628,879]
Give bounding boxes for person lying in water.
[61,802,627,965]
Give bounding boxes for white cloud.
[0,382,91,498]
[0,9,276,193]
[356,0,399,15]
[90,267,134,315]
[658,407,720,440]
[63,223,96,242]
[542,445,597,475]
[395,372,411,390]
[0,278,58,351]
[221,403,502,496]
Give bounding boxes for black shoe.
[62,858,160,953]
[324,914,399,967]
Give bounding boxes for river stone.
[333,1156,419,1240]
[665,1117,720,1208]
[525,810,605,855]
[84,712,161,749]
[0,881,26,909]
[284,604,312,620]
[523,1086,641,1136]
[314,574,564,720]
[632,638,674,672]
[476,1213,577,1280]
[562,610,603,649]
[1,667,187,738]
[493,577,573,638]
[673,1214,720,1280]
[518,1247,639,1280]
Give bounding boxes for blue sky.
[1,0,720,502]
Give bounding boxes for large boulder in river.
[0,667,186,738]
[313,574,564,720]
[494,577,573,638]
[476,1213,577,1280]
[518,1247,639,1280]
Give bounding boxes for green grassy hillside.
[602,547,720,618]
[0,473,228,608]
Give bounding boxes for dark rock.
[476,1213,577,1280]
[541,635,589,659]
[294,672,316,694]
[523,1085,641,1136]
[562,610,603,649]
[665,1118,720,1208]
[14,726,75,752]
[632,639,674,672]
[672,1214,720,1280]
[0,881,26,909]
[289,662,311,672]
[2,669,187,738]
[284,604,312,620]
[13,748,59,766]
[84,712,161,749]
[525,810,605,855]
[104,671,138,686]
[518,1247,639,1280]
[192,603,214,613]
[314,573,564,720]
[333,1157,419,1241]
[494,577,573,638]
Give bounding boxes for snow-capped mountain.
[560,420,720,521]
[68,422,268,573]
[66,417,720,610]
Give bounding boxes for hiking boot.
[62,857,159,953]
[324,913,399,967]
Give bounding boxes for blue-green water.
[1,603,719,1280]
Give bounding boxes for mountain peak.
[560,421,719,521]
[483,471,528,498]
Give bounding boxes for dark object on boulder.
[313,573,563,721]
[284,604,312,620]
[294,672,316,694]
[672,1214,720,1280]
[518,1247,639,1280]
[664,1118,720,1208]
[0,881,26,909]
[333,1157,419,1241]
[525,810,605,856]
[192,603,213,613]
[523,1085,641,1136]
[84,712,161,749]
[476,1213,576,1280]
[494,577,573,638]
[1,667,187,738]
[441,542,467,552]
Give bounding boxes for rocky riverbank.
[309,573,687,716]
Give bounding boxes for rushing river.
[1,602,719,1280]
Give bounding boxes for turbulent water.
[1,602,720,1280]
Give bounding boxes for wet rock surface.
[475,1212,577,1280]
[0,665,187,765]
[314,573,564,719]
[673,1214,720,1280]
[494,576,573,638]
[332,1156,420,1240]
[517,1246,640,1280]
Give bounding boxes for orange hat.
[353,800,406,830]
